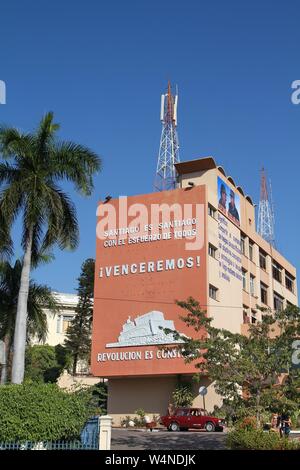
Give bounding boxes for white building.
[41,292,78,346]
[32,291,94,378]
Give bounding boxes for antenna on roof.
[257,167,275,246]
[154,82,180,191]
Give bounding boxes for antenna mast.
[257,167,275,246]
[154,82,180,191]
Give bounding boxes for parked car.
[160,407,225,432]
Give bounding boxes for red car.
[160,407,225,432]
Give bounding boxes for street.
[111,429,227,450]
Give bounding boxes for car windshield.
[176,409,189,416]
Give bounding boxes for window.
[243,305,250,324]
[208,204,217,219]
[62,315,74,333]
[251,310,257,324]
[209,284,218,300]
[272,262,282,283]
[241,235,246,255]
[250,275,255,296]
[259,250,267,270]
[208,243,217,259]
[176,409,188,416]
[261,282,268,305]
[274,292,284,312]
[242,269,247,291]
[249,242,254,261]
[56,315,61,333]
[285,273,295,293]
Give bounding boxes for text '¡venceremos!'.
[99,256,201,278]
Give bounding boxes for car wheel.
[205,422,215,432]
[169,422,180,432]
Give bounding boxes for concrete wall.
[57,370,102,390]
[107,375,222,426]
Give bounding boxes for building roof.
[174,156,217,174]
[52,291,78,307]
[175,157,254,206]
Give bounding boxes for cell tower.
[154,82,180,191]
[257,167,275,246]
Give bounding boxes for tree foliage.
[0,383,95,441]
[0,260,59,344]
[25,344,71,383]
[167,297,300,425]
[0,112,101,383]
[64,258,95,374]
[0,259,59,383]
[172,383,194,407]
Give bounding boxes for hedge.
[0,383,93,441]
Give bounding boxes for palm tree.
[0,212,12,261]
[0,259,59,384]
[0,112,101,383]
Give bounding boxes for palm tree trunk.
[1,361,7,384]
[0,335,9,384]
[11,228,33,384]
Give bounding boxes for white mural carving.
[106,311,184,348]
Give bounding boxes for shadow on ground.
[111,429,227,450]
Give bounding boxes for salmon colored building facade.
[91,157,298,425]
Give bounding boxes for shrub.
[172,383,194,407]
[135,408,146,419]
[121,416,132,427]
[236,416,257,431]
[0,383,94,441]
[121,412,160,428]
[227,428,300,450]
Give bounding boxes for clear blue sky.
[0,0,299,293]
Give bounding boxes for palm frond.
[50,141,102,195]
[0,127,36,161]
[0,210,13,260]
[41,183,79,251]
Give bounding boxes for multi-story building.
[32,291,102,389]
[32,292,78,347]
[91,157,298,425]
[176,157,297,331]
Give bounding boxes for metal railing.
[0,415,112,450]
[0,437,98,451]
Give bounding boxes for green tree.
[0,259,59,384]
[172,383,194,407]
[25,344,71,383]
[0,212,12,261]
[166,297,300,426]
[64,258,95,375]
[0,113,101,384]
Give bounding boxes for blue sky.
[0,0,299,293]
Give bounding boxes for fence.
[0,438,98,451]
[0,415,112,450]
